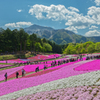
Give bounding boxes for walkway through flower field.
[0,59,94,96]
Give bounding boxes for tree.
[12,29,19,52]
[95,42,100,52]
[43,43,52,52]
[23,32,29,53]
[63,45,73,54]
[18,28,28,53]
[3,28,12,52]
[29,33,37,53]
[35,42,42,52]
[87,44,95,53]
[42,38,47,43]
[70,48,76,54]
[75,44,83,54]
[81,48,86,54]
[83,41,93,52]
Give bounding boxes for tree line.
[63,41,100,54]
[1,28,99,55]
[0,28,67,54]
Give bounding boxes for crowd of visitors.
[4,69,26,81]
[4,54,100,82]
[86,55,100,60]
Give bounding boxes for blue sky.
[1,0,100,37]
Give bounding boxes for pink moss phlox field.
[41,57,67,64]
[28,54,48,61]
[0,66,24,81]
[47,54,60,58]
[74,59,100,71]
[0,64,12,68]
[13,86,100,100]
[0,59,91,96]
[23,61,74,78]
[7,61,73,79]
[2,57,77,80]
[24,64,51,72]
[23,57,76,72]
[28,54,61,61]
[8,59,27,63]
[0,59,27,63]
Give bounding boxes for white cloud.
[5,22,32,28]
[68,6,79,12]
[17,9,22,12]
[95,0,100,6]
[65,26,78,33]
[88,6,100,24]
[89,25,98,29]
[65,15,95,29]
[28,4,97,31]
[5,23,16,28]
[85,30,100,36]
[28,4,79,21]
[28,4,100,33]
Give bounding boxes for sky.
[1,0,100,37]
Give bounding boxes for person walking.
[22,69,25,77]
[16,71,19,78]
[4,72,7,81]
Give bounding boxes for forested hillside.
[0,28,65,54]
[63,41,100,54]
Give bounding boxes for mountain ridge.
[24,24,100,44]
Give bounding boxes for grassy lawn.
[0,52,35,60]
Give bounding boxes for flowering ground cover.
[1,70,100,100]
[23,57,69,73]
[8,56,83,80]
[74,59,100,71]
[0,64,12,68]
[40,57,67,64]
[0,66,24,81]
[28,54,61,61]
[46,54,61,59]
[6,59,75,81]
[0,60,93,96]
[11,85,100,100]
[23,61,76,78]
[1,55,100,100]
[28,54,48,61]
[23,67,61,78]
[0,59,27,64]
[23,63,51,72]
[2,57,76,81]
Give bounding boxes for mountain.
[24,24,54,37]
[24,24,100,44]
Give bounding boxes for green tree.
[29,33,37,53]
[63,45,74,54]
[35,42,42,52]
[18,28,28,53]
[81,48,86,54]
[87,44,95,53]
[75,44,83,54]
[95,42,100,52]
[12,29,19,52]
[83,41,93,52]
[70,48,76,54]
[43,43,52,52]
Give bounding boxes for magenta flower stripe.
[0,60,92,96]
